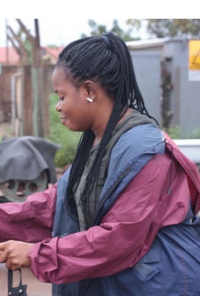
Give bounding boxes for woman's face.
[52,67,95,132]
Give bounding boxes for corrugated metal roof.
[126,38,168,49]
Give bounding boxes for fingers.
[0,251,7,263]
[6,257,20,271]
[0,242,6,251]
[0,242,8,263]
[0,240,33,269]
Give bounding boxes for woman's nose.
[56,100,62,112]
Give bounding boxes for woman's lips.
[59,116,67,123]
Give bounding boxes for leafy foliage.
[163,125,200,139]
[81,19,140,42]
[82,19,200,41]
[146,19,200,38]
[162,125,182,139]
[46,94,81,167]
[126,19,200,39]
[186,127,200,139]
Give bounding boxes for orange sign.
[189,40,200,81]
[189,40,200,70]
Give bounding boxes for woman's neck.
[93,108,133,147]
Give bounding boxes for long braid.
[56,33,157,226]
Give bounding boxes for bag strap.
[8,269,13,295]
[8,269,24,295]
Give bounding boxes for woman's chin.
[62,120,75,131]
[60,117,69,126]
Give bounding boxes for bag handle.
[8,269,27,296]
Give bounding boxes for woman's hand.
[0,240,34,270]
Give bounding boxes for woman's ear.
[84,80,96,101]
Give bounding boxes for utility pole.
[31,19,44,137]
[33,19,42,67]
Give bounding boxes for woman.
[0,33,200,296]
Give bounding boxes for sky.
[0,0,199,47]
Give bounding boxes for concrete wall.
[130,50,162,123]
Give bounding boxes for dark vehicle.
[0,136,60,202]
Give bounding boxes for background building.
[127,38,200,137]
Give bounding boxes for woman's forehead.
[52,67,66,81]
[52,67,68,88]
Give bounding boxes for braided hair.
[56,33,156,227]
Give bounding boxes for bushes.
[162,125,182,139]
[46,94,81,167]
[189,127,200,139]
[163,125,200,139]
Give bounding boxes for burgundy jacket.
[0,133,200,286]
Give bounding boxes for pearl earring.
[87,97,93,103]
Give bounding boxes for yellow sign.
[189,40,200,70]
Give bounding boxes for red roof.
[0,47,20,65]
[0,46,64,65]
[42,47,64,59]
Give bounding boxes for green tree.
[146,19,200,38]
[81,19,140,42]
[126,19,142,31]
